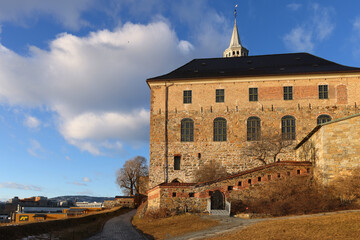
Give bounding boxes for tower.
[223,8,249,57]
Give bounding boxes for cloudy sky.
[1,0,360,201]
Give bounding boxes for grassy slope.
[205,211,360,240]
[132,214,219,240]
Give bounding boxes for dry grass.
[205,211,360,240]
[132,214,219,239]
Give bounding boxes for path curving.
[87,209,149,240]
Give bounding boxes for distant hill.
[50,195,115,203]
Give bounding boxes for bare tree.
[242,131,294,165]
[116,156,148,196]
[193,160,229,183]
[298,140,317,163]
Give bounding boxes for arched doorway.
[211,190,224,210]
[171,178,182,183]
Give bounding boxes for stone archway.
[211,190,225,210]
[171,178,182,183]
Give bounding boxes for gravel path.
[87,209,148,240]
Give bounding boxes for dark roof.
[148,53,360,82]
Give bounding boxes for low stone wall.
[147,161,313,213]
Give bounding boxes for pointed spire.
[229,18,242,47]
[223,5,249,58]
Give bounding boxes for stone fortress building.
[146,14,360,190]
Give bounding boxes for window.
[183,90,192,104]
[268,175,271,180]
[307,168,310,173]
[238,181,242,186]
[319,85,328,99]
[198,153,201,159]
[172,192,176,197]
[189,192,194,198]
[287,172,291,176]
[213,118,227,141]
[181,118,194,142]
[317,114,331,125]
[283,86,293,100]
[247,117,261,141]
[248,179,252,185]
[258,177,262,182]
[297,170,301,175]
[174,156,181,170]
[281,115,296,140]
[216,89,225,102]
[228,186,233,191]
[278,173,281,178]
[249,88,258,101]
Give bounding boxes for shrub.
[135,200,148,219]
[329,167,360,205]
[144,208,173,219]
[237,176,345,216]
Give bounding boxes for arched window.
[247,117,261,141]
[317,114,331,125]
[213,117,227,141]
[181,118,194,142]
[281,116,296,140]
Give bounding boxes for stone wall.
[147,161,312,212]
[149,75,360,188]
[298,114,360,184]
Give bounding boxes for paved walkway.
[87,209,149,240]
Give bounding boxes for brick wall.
[149,75,360,188]
[147,162,312,212]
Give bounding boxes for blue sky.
[1,0,360,201]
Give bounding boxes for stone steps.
[210,210,230,216]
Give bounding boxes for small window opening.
[287,172,291,176]
[228,186,233,191]
[198,153,201,159]
[268,175,271,180]
[248,179,252,185]
[278,173,281,178]
[189,193,194,198]
[238,181,242,186]
[174,156,181,170]
[307,168,310,173]
[297,170,301,175]
[258,177,262,182]
[172,192,176,197]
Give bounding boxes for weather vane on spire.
[234,4,238,19]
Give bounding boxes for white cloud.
[284,27,314,52]
[283,3,335,52]
[83,177,91,182]
[65,156,71,160]
[0,0,96,30]
[68,181,87,186]
[27,139,45,157]
[24,115,41,129]
[287,3,302,11]
[0,21,192,155]
[0,182,42,191]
